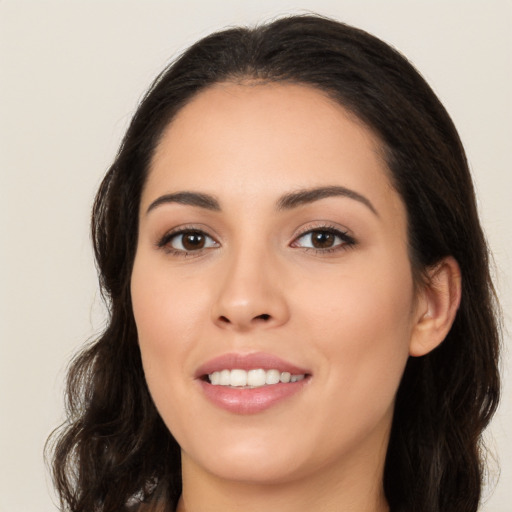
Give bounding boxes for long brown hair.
[47,15,500,512]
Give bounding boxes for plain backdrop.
[1,1,510,511]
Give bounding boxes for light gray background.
[1,1,510,511]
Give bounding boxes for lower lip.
[198,379,309,414]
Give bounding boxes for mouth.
[196,353,311,414]
[205,368,307,388]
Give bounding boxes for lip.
[195,352,309,377]
[195,352,311,415]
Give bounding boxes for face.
[131,83,421,486]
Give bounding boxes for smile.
[196,353,311,414]
[208,368,306,388]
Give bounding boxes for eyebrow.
[146,191,221,214]
[146,185,378,216]
[276,186,378,215]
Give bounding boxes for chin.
[179,427,318,484]
[190,450,310,484]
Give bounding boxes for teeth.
[247,369,266,387]
[230,369,247,387]
[265,369,280,385]
[219,369,230,385]
[208,369,306,388]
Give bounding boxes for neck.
[176,446,389,512]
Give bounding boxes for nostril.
[216,313,272,326]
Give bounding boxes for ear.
[409,256,462,357]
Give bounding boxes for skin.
[131,83,461,512]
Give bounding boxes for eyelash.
[291,225,356,254]
[156,224,356,257]
[157,226,219,257]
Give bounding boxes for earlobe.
[409,256,462,357]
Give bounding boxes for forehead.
[144,82,402,221]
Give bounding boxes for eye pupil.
[312,231,334,248]
[182,232,205,250]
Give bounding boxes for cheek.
[302,254,415,403]
[130,257,209,400]
[132,255,207,343]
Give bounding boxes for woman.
[49,15,500,512]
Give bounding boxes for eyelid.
[291,221,353,240]
[154,221,355,256]
[290,222,356,251]
[156,224,220,255]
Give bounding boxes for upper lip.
[195,352,310,378]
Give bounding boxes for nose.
[211,247,290,332]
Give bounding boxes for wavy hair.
[47,15,500,512]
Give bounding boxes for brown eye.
[310,231,335,248]
[181,232,206,250]
[165,230,218,252]
[292,228,355,252]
